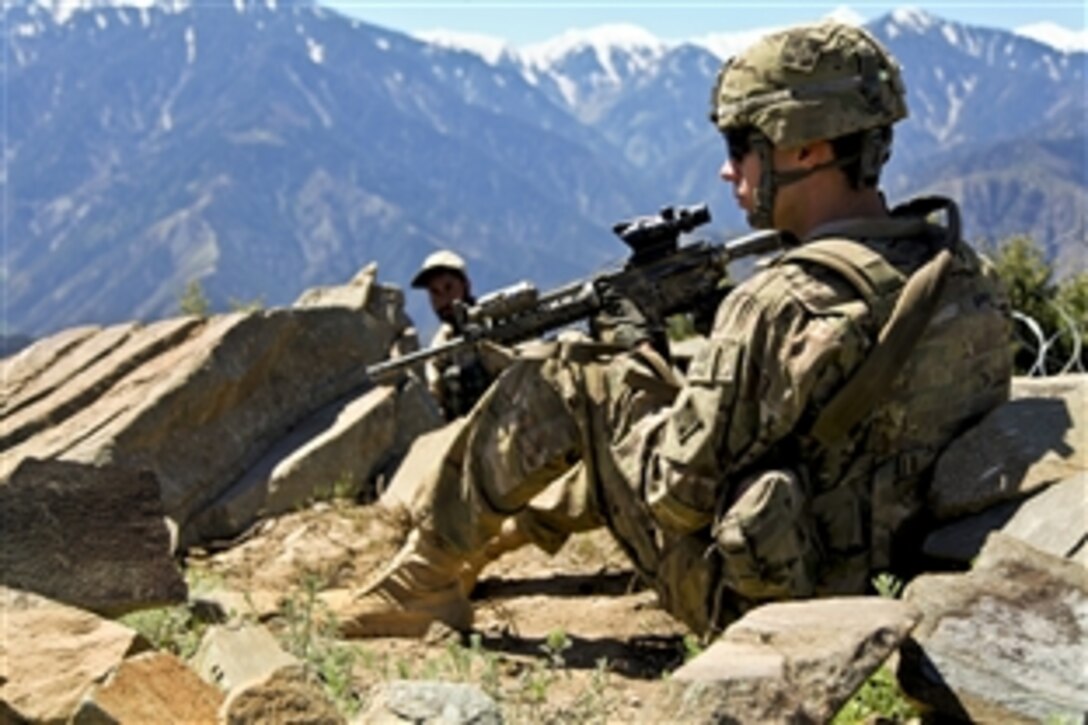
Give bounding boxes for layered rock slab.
[0,588,150,723]
[899,533,1088,722]
[0,459,186,615]
[660,597,919,723]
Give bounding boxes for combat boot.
[458,516,532,594]
[327,528,473,638]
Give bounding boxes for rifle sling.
[782,240,954,448]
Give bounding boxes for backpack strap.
[782,239,905,322]
[780,238,954,448]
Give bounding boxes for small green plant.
[681,632,705,662]
[872,572,905,599]
[118,568,222,658]
[120,604,208,659]
[179,278,211,317]
[541,628,572,669]
[308,472,360,507]
[563,656,614,723]
[832,666,919,724]
[277,573,363,716]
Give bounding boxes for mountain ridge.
[2,1,1084,341]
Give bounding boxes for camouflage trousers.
[414,341,734,635]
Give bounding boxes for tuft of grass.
[120,604,208,659]
[832,666,920,724]
[118,567,224,658]
[277,573,364,716]
[872,572,905,599]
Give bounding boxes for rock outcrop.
[661,597,919,723]
[0,587,151,722]
[72,651,225,724]
[0,265,439,547]
[898,533,1088,722]
[928,374,1086,519]
[0,459,186,616]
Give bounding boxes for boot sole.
[339,602,473,638]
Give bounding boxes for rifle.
[367,204,787,382]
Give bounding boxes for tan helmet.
[710,20,908,147]
[411,249,468,288]
[709,21,908,228]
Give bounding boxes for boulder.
[189,377,440,544]
[659,597,919,723]
[358,680,501,725]
[898,533,1088,722]
[192,623,298,692]
[0,458,186,615]
[72,652,224,724]
[0,299,405,545]
[0,587,150,723]
[220,665,344,725]
[928,374,1086,519]
[924,473,1088,565]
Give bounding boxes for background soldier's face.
[426,271,469,323]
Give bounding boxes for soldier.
[332,20,1012,638]
[410,250,497,421]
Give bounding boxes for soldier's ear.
[796,140,834,167]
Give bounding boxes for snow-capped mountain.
[2,0,649,337]
[1015,22,1088,54]
[2,0,1085,341]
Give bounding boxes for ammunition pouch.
[711,469,821,602]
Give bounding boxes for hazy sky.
[322,1,1087,45]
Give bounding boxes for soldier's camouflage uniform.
[411,202,1011,635]
[424,321,603,556]
[360,20,1014,638]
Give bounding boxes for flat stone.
[660,597,919,723]
[929,374,1086,519]
[0,587,150,723]
[189,375,440,543]
[192,623,298,692]
[220,665,344,724]
[358,680,501,725]
[0,459,187,616]
[72,652,223,724]
[187,386,396,542]
[925,474,1088,564]
[898,532,1088,722]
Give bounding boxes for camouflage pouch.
[711,470,821,601]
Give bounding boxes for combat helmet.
[709,21,908,228]
[411,249,469,288]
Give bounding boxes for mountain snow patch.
[1016,22,1088,53]
[416,29,512,65]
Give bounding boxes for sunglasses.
[724,127,757,164]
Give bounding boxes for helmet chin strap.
[747,134,859,230]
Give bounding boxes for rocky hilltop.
[1,267,1085,722]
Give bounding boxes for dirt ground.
[190,502,693,721]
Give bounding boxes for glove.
[591,282,652,348]
[590,282,672,360]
